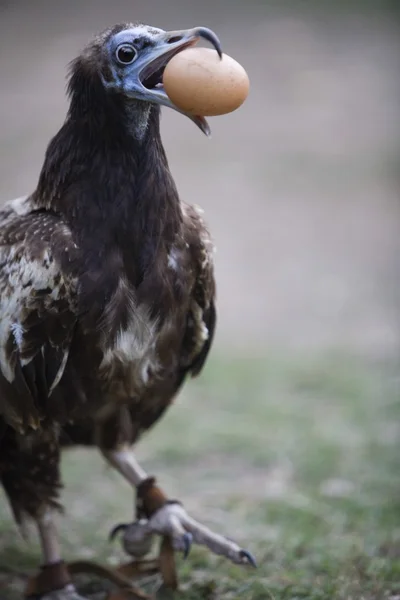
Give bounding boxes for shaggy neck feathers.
[32,57,182,282]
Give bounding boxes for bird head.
[70,23,222,137]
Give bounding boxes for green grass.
[0,351,399,599]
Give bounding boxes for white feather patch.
[101,301,162,392]
[10,322,24,348]
[167,248,179,271]
[0,221,72,383]
[8,195,31,215]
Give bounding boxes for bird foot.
[27,583,88,600]
[25,560,154,600]
[29,584,146,600]
[25,562,82,600]
[113,502,257,568]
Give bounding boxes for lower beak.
[137,27,222,136]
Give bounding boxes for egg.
[163,47,249,117]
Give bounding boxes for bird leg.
[104,447,257,569]
[28,509,150,600]
[25,509,87,600]
[37,509,62,565]
[105,446,147,487]
[0,428,88,599]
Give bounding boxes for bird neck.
[32,99,182,271]
[124,100,152,142]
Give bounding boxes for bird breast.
[96,267,185,405]
[100,304,160,388]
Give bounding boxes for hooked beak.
[134,27,222,136]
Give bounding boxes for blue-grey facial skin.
[102,25,166,98]
[96,24,223,136]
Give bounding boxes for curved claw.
[182,532,193,560]
[108,522,128,542]
[239,549,257,568]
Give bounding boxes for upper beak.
[134,27,222,136]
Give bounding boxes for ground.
[0,1,399,599]
[0,353,399,599]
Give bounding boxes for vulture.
[0,23,255,600]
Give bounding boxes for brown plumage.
[0,22,254,599]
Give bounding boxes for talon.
[117,521,155,558]
[108,522,128,542]
[182,532,193,559]
[239,549,257,568]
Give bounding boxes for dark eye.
[115,44,137,65]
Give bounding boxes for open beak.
[135,27,222,136]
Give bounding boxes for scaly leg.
[30,510,87,600]
[103,445,256,567]
[0,427,86,600]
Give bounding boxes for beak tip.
[194,27,223,59]
[198,116,211,137]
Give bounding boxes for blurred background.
[0,0,399,357]
[0,1,399,599]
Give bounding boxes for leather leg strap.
[25,561,72,597]
[159,537,178,590]
[68,560,154,599]
[136,477,168,519]
[136,477,178,591]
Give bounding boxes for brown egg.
[163,47,249,117]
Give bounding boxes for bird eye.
[115,44,137,65]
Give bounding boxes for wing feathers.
[178,203,217,382]
[0,200,78,432]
